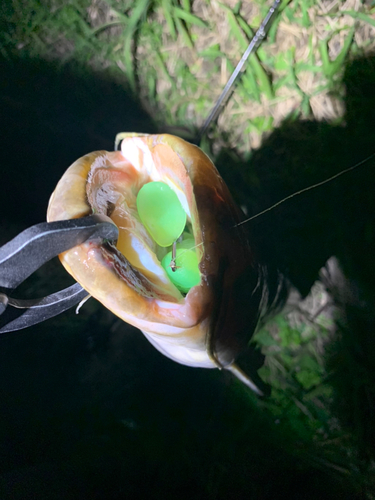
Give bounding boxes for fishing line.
[169,151,375,255]
[170,242,204,262]
[168,154,375,259]
[234,152,375,228]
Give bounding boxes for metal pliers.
[0,215,118,334]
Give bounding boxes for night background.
[0,1,375,498]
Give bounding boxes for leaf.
[220,7,274,99]
[341,10,375,28]
[301,1,311,28]
[329,27,355,76]
[274,51,290,71]
[241,67,261,103]
[249,54,274,99]
[122,0,151,90]
[254,329,278,347]
[177,101,189,121]
[281,327,302,347]
[296,369,321,390]
[301,94,311,116]
[223,7,248,52]
[154,50,176,89]
[236,15,252,39]
[319,27,355,79]
[198,48,226,59]
[175,16,193,48]
[173,7,207,28]
[181,0,191,12]
[162,0,177,39]
[273,74,293,90]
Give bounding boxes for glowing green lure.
[161,239,200,293]
[136,181,186,247]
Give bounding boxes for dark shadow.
[0,52,373,498]
[215,59,375,297]
[0,57,156,228]
[215,55,375,461]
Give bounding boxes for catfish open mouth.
[85,143,203,301]
[47,134,260,370]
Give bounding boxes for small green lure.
[136,181,186,247]
[161,239,200,293]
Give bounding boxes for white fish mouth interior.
[87,152,198,299]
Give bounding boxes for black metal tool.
[0,214,118,333]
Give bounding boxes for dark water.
[0,55,374,498]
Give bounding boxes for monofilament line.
[235,152,375,228]
[172,242,204,261]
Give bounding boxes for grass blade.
[154,50,176,90]
[162,0,177,39]
[224,7,274,99]
[173,7,207,29]
[175,16,193,49]
[318,39,331,79]
[180,0,191,13]
[121,0,150,90]
[340,10,375,28]
[329,27,355,77]
[319,27,355,79]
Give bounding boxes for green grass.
[2,0,374,151]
